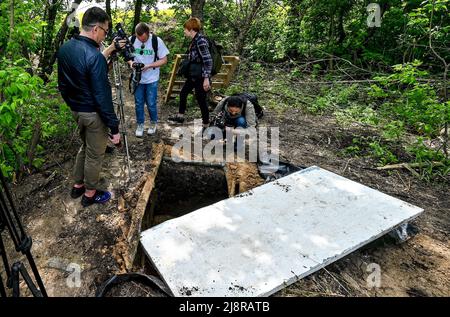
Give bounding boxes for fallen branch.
[376,161,445,170]
[40,155,72,172]
[31,170,57,193]
[162,156,225,168]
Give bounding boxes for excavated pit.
[125,143,265,285]
[143,160,229,229]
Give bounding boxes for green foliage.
[328,61,447,173]
[244,5,289,61]
[372,61,448,139]
[308,95,334,114]
[335,105,379,126]
[0,60,74,178]
[342,138,365,157]
[382,120,405,141]
[309,84,366,115]
[368,140,399,166]
[407,137,446,163]
[341,136,399,166]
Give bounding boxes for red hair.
[184,17,201,32]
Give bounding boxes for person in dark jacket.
[57,7,121,207]
[168,17,212,129]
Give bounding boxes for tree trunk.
[337,6,346,45]
[39,0,83,82]
[9,0,14,41]
[328,9,335,71]
[189,0,205,22]
[133,0,143,31]
[234,0,264,56]
[38,0,59,82]
[286,1,304,58]
[235,28,249,56]
[106,0,112,33]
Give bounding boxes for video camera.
[112,23,135,62]
[210,111,227,131]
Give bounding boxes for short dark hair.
[135,22,150,36]
[82,7,110,32]
[227,96,243,108]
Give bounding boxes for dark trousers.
[179,77,209,124]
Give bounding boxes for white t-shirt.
[130,35,169,84]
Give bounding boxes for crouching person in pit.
[210,95,257,133]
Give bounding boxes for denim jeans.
[234,116,247,128]
[135,81,158,124]
[227,115,247,128]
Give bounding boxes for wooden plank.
[164,55,182,104]
[141,166,423,297]
[223,56,240,86]
[125,142,165,270]
[211,73,229,82]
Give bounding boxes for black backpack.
[231,92,264,119]
[194,35,224,76]
[131,33,158,69]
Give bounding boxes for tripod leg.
[119,104,132,178]
[0,232,12,280]
[17,261,43,297]
[0,273,6,297]
[25,252,47,297]
[11,262,20,297]
[0,225,13,297]
[112,58,132,179]
[10,261,44,297]
[0,173,47,297]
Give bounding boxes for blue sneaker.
[81,190,111,207]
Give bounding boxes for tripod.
[0,172,47,297]
[110,52,132,178]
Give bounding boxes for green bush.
[0,59,74,178]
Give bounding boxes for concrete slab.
[140,166,423,297]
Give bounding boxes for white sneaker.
[147,122,157,135]
[135,123,144,137]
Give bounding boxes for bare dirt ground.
[4,75,449,297]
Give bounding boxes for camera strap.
[129,70,139,95]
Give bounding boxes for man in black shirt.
[57,7,121,207]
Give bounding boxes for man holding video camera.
[57,7,123,207]
[127,22,169,137]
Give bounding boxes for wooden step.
[165,55,239,104]
[212,73,228,80]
